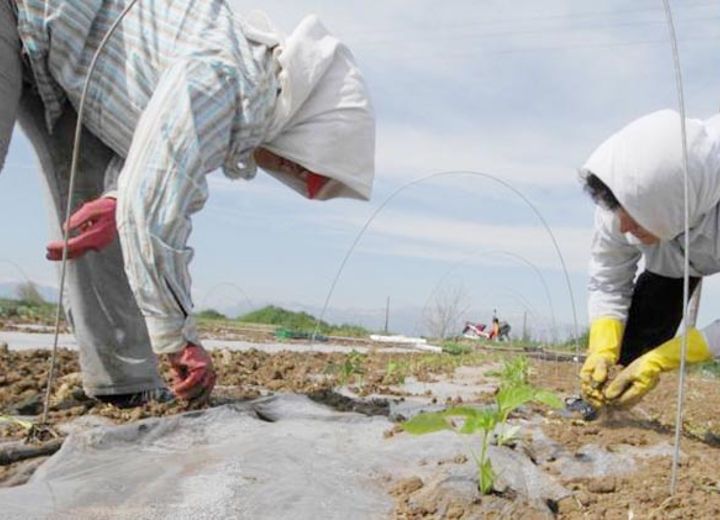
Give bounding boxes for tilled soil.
[530,361,720,519]
[0,346,485,436]
[2,344,720,519]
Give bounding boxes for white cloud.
[330,208,592,272]
[375,123,580,186]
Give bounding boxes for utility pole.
[522,311,528,342]
[384,296,390,334]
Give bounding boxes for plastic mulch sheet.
[0,394,570,519]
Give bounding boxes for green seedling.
[385,360,407,384]
[486,355,530,385]
[402,353,563,493]
[490,355,563,445]
[441,342,472,356]
[494,384,563,445]
[327,349,366,386]
[403,406,498,494]
[500,355,530,386]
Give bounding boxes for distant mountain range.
[0,281,59,302]
[0,281,569,341]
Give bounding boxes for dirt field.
[2,340,720,519]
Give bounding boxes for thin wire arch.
[661,0,692,495]
[42,0,140,424]
[0,259,34,285]
[198,282,255,315]
[312,170,580,357]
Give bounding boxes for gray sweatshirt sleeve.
[587,207,642,322]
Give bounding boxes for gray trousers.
[0,0,163,396]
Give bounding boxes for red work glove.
[168,343,216,402]
[46,196,117,260]
[306,172,329,199]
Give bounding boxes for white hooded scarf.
[241,13,375,201]
[583,110,720,326]
[582,109,720,241]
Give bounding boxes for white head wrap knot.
[242,12,375,201]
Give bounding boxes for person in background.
[579,109,720,409]
[0,1,374,405]
[489,318,500,340]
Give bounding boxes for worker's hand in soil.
[168,343,216,402]
[580,318,624,408]
[46,196,117,260]
[604,328,713,408]
[580,354,614,407]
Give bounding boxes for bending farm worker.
[579,109,719,409]
[1,1,374,405]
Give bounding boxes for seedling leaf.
[533,389,564,409]
[459,416,479,434]
[443,407,497,434]
[443,406,481,419]
[402,412,452,434]
[474,408,498,432]
[496,384,535,419]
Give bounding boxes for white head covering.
[242,13,375,201]
[581,109,720,240]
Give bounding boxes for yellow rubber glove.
[604,328,713,408]
[580,317,624,407]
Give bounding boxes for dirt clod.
[574,490,595,506]
[391,476,424,496]
[446,502,465,519]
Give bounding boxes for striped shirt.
[15,0,279,353]
[16,0,278,180]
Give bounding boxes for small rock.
[408,505,431,516]
[446,503,465,519]
[575,490,595,506]
[556,496,581,514]
[383,424,403,439]
[265,380,285,391]
[220,349,233,367]
[51,373,85,409]
[128,407,144,422]
[9,392,43,415]
[390,476,424,496]
[588,478,616,494]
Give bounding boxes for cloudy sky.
[1,0,719,338]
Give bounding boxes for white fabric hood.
[582,109,720,240]
[242,13,375,201]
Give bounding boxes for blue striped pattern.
[16,0,278,353]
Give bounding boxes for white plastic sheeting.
[0,331,421,354]
[0,394,570,519]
